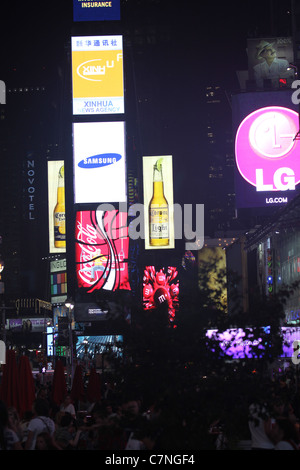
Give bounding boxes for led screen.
[206,326,300,359]
[50,258,67,305]
[71,35,124,115]
[75,209,131,292]
[76,335,123,360]
[143,156,174,250]
[73,121,126,204]
[143,266,179,324]
[48,161,66,253]
[233,91,300,208]
[247,37,294,89]
[73,0,121,22]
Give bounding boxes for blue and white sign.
[73,0,120,22]
[73,122,127,204]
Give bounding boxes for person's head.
[36,432,53,450]
[60,412,73,428]
[63,395,72,406]
[33,398,50,417]
[273,418,299,445]
[126,400,140,417]
[7,407,19,425]
[256,41,276,62]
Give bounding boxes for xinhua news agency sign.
[73,0,120,22]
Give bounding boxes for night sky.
[0,1,295,77]
[0,0,297,206]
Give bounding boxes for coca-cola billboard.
[75,209,131,292]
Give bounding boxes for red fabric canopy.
[0,350,20,412]
[51,360,67,406]
[86,367,101,403]
[18,355,36,418]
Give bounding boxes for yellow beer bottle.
[54,165,66,248]
[149,158,169,246]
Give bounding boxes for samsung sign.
[73,0,120,22]
[73,122,127,204]
[234,98,300,208]
[78,153,121,168]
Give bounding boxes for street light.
[64,298,75,387]
[0,253,5,348]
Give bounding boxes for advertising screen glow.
[75,209,131,292]
[48,161,66,254]
[143,266,179,324]
[143,156,174,250]
[234,104,300,208]
[73,0,121,22]
[71,35,124,115]
[73,121,127,204]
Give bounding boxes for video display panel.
[142,266,179,325]
[75,209,131,292]
[232,91,300,209]
[48,161,66,253]
[71,35,124,115]
[247,37,294,89]
[73,121,127,204]
[143,156,174,250]
[206,326,300,359]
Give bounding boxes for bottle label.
[54,212,66,242]
[149,206,169,239]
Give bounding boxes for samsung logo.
[78,153,122,168]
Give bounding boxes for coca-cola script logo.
[143,266,179,324]
[75,209,131,292]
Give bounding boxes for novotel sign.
[235,106,300,197]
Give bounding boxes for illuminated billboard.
[75,209,131,292]
[233,91,300,208]
[48,161,66,253]
[71,35,124,115]
[206,326,300,360]
[73,121,127,204]
[143,266,179,324]
[143,156,174,250]
[73,0,121,22]
[50,258,67,305]
[247,37,294,89]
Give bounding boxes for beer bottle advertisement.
[47,161,66,253]
[143,155,174,250]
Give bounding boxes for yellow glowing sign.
[72,36,124,115]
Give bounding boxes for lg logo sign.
[0,80,5,104]
[235,106,300,193]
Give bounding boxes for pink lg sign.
[235,106,300,191]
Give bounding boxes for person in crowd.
[20,410,34,447]
[60,394,76,419]
[248,401,275,450]
[35,432,59,450]
[272,417,300,450]
[24,398,56,450]
[55,412,82,450]
[0,401,23,450]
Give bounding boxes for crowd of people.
[1,368,300,450]
[0,377,163,451]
